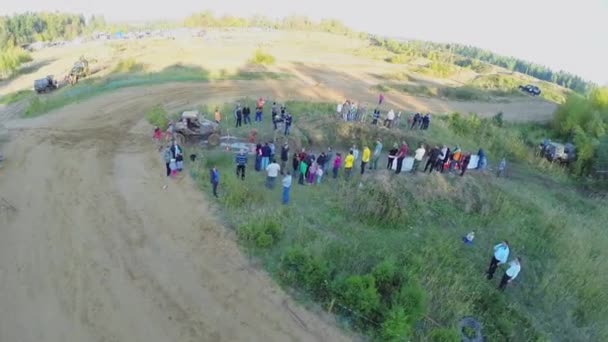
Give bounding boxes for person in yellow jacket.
[361,145,371,174]
[344,150,355,180]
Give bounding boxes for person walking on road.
[395,142,409,174]
[266,159,281,189]
[282,172,292,204]
[487,241,510,280]
[344,150,355,179]
[371,139,383,170]
[413,144,426,173]
[235,149,248,180]
[361,145,371,174]
[210,166,220,198]
[499,257,521,291]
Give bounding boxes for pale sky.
[3,0,607,84]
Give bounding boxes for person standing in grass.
[372,109,380,125]
[361,145,371,174]
[497,158,507,177]
[235,149,248,180]
[298,157,308,185]
[163,145,173,177]
[333,153,342,179]
[395,142,409,174]
[371,139,383,170]
[439,146,451,173]
[307,161,318,184]
[387,143,398,170]
[424,145,441,173]
[282,172,292,204]
[325,147,334,173]
[413,144,426,173]
[214,107,221,124]
[316,152,327,172]
[284,113,293,135]
[292,152,299,173]
[487,241,510,280]
[261,142,271,170]
[210,166,219,198]
[235,105,242,128]
[280,142,289,175]
[316,166,324,184]
[499,257,521,291]
[243,105,251,125]
[255,106,263,123]
[385,109,395,128]
[460,153,471,176]
[344,150,355,179]
[266,159,281,189]
[352,145,360,163]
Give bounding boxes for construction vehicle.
[174,111,221,146]
[33,75,58,93]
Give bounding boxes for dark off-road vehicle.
[34,75,58,93]
[519,84,541,96]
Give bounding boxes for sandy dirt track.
[0,84,353,342]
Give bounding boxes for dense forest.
[0,12,87,48]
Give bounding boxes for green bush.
[385,54,410,64]
[428,328,460,342]
[279,247,331,299]
[334,274,381,318]
[379,308,412,341]
[146,105,168,128]
[251,49,276,65]
[393,282,428,322]
[238,215,284,248]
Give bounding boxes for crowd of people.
[211,98,295,136]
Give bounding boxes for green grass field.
[185,101,607,341]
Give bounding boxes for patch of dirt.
[0,85,352,341]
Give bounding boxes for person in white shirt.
[385,109,395,128]
[266,159,281,189]
[487,241,510,279]
[412,144,426,173]
[499,258,521,291]
[336,102,343,118]
[352,145,360,161]
[282,172,292,204]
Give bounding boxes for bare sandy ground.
[0,85,353,342]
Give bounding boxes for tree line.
[0,12,87,48]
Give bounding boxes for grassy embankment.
[185,100,607,341]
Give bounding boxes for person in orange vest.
[450,146,462,172]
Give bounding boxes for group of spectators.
[220,98,293,136]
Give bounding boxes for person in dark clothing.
[243,106,251,125]
[235,106,243,127]
[372,109,380,125]
[424,146,441,173]
[280,143,289,174]
[235,150,248,180]
[460,153,471,176]
[280,106,286,118]
[210,166,219,197]
[316,152,327,171]
[261,143,272,170]
[395,142,408,174]
[284,114,292,135]
[292,153,299,172]
[387,144,398,169]
[272,113,279,131]
[254,143,262,171]
[422,114,430,130]
[411,113,421,129]
[440,147,451,173]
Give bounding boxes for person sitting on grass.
[462,231,475,245]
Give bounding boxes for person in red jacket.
[395,142,408,174]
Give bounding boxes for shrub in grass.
[251,49,276,65]
[146,105,168,128]
[333,274,381,319]
[113,58,146,73]
[347,182,408,226]
[279,246,331,299]
[379,308,412,341]
[238,213,284,248]
[428,328,460,342]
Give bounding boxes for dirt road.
[0,85,351,342]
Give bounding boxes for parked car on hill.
[519,84,541,96]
